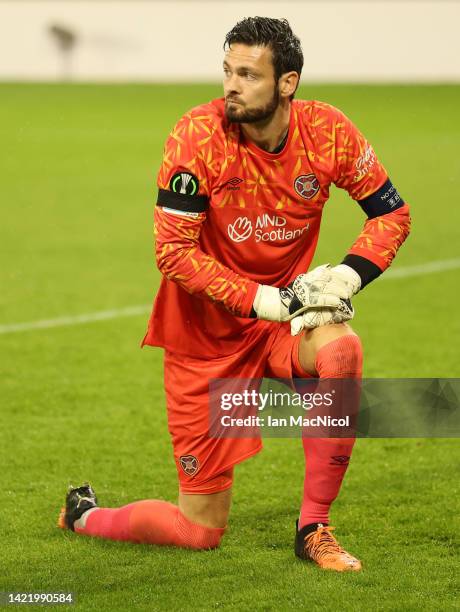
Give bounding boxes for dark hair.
[224,17,303,96]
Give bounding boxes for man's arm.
[155,206,343,322]
[154,206,258,317]
[333,106,411,287]
[154,109,258,317]
[342,199,411,288]
[290,106,411,333]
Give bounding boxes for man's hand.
[288,263,361,335]
[253,264,347,323]
[252,263,361,333]
[313,263,361,299]
[290,296,354,335]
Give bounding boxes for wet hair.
[224,17,303,97]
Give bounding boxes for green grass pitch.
[1,83,459,610]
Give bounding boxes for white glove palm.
[289,264,361,335]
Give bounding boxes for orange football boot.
[295,521,362,571]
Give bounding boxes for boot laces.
[76,495,94,509]
[304,525,348,562]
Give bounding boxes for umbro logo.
[330,455,350,466]
[222,177,243,191]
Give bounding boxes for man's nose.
[225,73,241,94]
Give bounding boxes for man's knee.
[299,323,360,375]
[178,469,233,530]
[129,500,226,550]
[309,322,357,351]
[175,509,227,550]
[315,331,363,378]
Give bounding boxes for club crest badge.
[294,174,320,200]
[179,455,200,476]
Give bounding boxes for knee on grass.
[129,500,226,550]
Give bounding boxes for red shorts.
[164,323,307,494]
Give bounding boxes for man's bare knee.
[310,322,356,350]
[299,322,358,375]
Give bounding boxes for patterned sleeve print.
[154,109,258,316]
[347,204,411,270]
[322,104,411,270]
[154,205,258,317]
[324,104,388,201]
[157,108,220,194]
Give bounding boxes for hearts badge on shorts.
[179,455,200,476]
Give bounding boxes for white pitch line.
[0,258,459,335]
[382,257,460,279]
[0,304,151,334]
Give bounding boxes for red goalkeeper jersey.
[142,98,410,357]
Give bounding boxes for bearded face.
[223,44,283,125]
[225,85,280,124]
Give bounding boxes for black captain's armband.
[358,178,405,219]
[156,171,208,213]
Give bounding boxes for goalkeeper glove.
[252,267,344,323]
[290,296,354,335]
[289,263,361,335]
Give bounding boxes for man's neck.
[241,101,291,153]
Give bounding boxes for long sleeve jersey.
[142,98,410,357]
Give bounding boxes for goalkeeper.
[58,17,410,571]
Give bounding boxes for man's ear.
[279,71,300,99]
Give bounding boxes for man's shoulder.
[294,99,347,124]
[176,98,227,138]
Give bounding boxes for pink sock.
[75,500,225,550]
[299,335,362,528]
